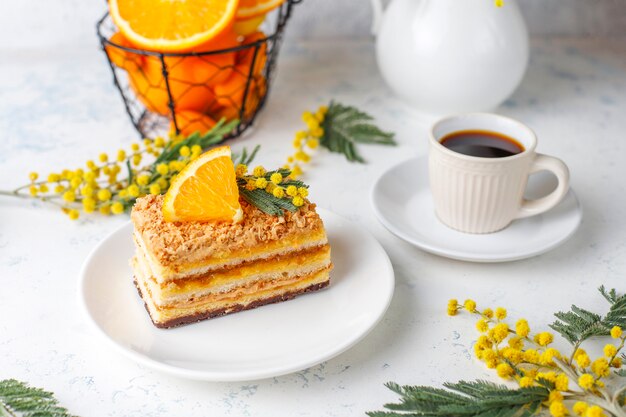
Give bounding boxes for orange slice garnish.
[109,0,239,52]
[236,0,286,20]
[163,146,243,223]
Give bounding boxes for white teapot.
[370,0,529,114]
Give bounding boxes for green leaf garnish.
[550,286,626,346]
[320,101,396,163]
[236,168,309,216]
[0,379,75,417]
[367,380,548,417]
[233,144,261,166]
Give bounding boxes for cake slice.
[131,194,332,328]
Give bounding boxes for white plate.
[371,156,582,262]
[79,209,394,381]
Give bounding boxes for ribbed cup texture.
[429,143,533,234]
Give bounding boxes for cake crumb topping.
[131,194,325,264]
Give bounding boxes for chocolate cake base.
[134,278,330,329]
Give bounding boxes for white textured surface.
[1,37,626,415]
[0,0,625,50]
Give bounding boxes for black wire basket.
[96,0,301,140]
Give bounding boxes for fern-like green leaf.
[549,287,626,345]
[155,118,238,165]
[237,168,308,216]
[599,286,619,304]
[549,306,606,345]
[0,379,75,417]
[233,144,260,166]
[320,101,395,163]
[367,380,549,417]
[601,287,626,329]
[239,188,297,216]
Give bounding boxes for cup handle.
[515,153,570,219]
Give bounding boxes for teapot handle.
[370,0,384,35]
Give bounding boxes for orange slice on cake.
[236,0,286,20]
[109,0,239,52]
[163,146,243,223]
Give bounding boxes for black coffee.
[440,130,525,158]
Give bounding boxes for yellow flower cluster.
[25,135,201,220]
[450,299,626,417]
[611,325,622,339]
[447,299,459,316]
[284,105,327,178]
[235,163,308,207]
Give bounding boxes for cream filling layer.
[135,266,331,324]
[134,231,329,283]
[133,246,332,306]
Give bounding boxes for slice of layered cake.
[130,146,332,328]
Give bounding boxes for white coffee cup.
[429,113,570,234]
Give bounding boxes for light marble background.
[1,36,626,416]
[0,0,625,51]
[1,1,626,417]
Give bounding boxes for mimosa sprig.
[1,101,396,220]
[371,286,626,417]
[0,120,237,220]
[285,101,396,176]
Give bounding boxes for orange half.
[109,0,240,52]
[163,146,243,223]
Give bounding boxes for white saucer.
[371,156,582,262]
[79,209,394,381]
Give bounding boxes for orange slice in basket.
[233,14,266,36]
[105,32,144,72]
[214,65,263,107]
[109,0,239,52]
[237,31,267,76]
[170,110,217,137]
[236,0,286,20]
[163,146,243,223]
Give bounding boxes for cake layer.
[130,194,332,328]
[133,244,332,304]
[131,195,327,275]
[135,268,331,328]
[138,266,331,310]
[134,229,328,283]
